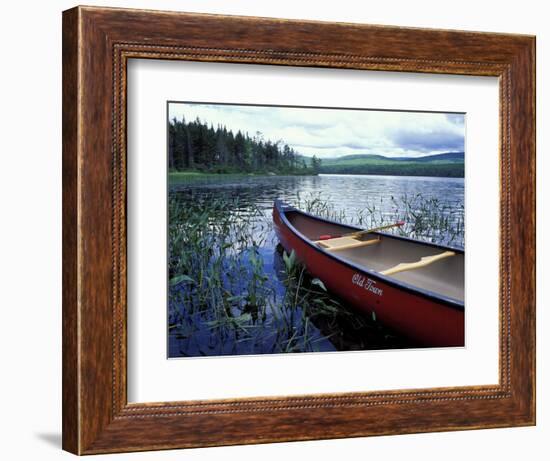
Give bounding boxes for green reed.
[294,191,464,247]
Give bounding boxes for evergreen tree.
[311,155,322,173]
[168,117,316,175]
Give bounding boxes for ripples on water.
[168,174,464,358]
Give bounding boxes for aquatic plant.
[293,191,464,247]
[168,193,412,357]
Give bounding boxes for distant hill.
[392,152,464,163]
[314,152,464,177]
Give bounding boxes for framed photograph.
[62,6,535,454]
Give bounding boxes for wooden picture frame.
[62,5,535,455]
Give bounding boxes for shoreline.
[169,171,317,183]
[169,171,465,184]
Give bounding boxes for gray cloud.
[390,129,465,153]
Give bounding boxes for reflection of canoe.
[273,200,464,347]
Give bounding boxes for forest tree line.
[320,163,464,177]
[169,117,321,175]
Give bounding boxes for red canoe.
[273,199,464,347]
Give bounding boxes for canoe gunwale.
[274,199,464,312]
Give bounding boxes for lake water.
[168,174,464,357]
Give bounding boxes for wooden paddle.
[318,221,405,241]
[381,250,455,276]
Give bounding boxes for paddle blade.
[318,234,340,240]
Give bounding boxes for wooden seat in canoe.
[316,236,380,251]
[381,251,455,276]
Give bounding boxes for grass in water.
[296,191,464,247]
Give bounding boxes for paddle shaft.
[319,221,405,241]
[346,221,405,238]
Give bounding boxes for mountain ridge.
[316,151,464,163]
[309,151,464,177]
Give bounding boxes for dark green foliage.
[321,163,464,177]
[169,117,316,175]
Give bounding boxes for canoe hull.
[273,202,464,347]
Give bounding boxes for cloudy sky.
[168,102,465,159]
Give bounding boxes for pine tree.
[167,117,316,175]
